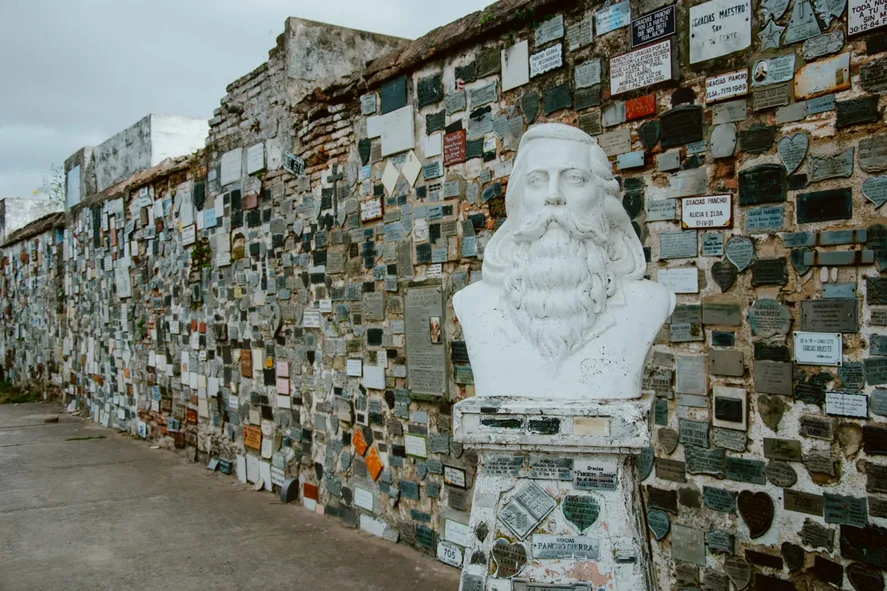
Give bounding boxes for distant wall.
[0,198,62,245]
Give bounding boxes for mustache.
[513,206,608,244]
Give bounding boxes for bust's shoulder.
[453,281,500,323]
[621,278,676,318]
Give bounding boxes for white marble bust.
[453,124,675,400]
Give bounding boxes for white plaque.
[658,268,699,293]
[793,331,842,365]
[303,310,322,328]
[220,148,243,186]
[404,433,428,458]
[444,518,472,546]
[689,0,752,64]
[681,194,733,229]
[825,391,868,417]
[436,541,463,567]
[360,198,383,222]
[354,486,374,511]
[532,535,600,559]
[705,69,749,103]
[849,0,887,35]
[181,224,196,246]
[530,43,564,78]
[610,39,673,95]
[596,1,631,35]
[346,359,363,377]
[246,143,265,175]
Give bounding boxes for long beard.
[503,208,610,364]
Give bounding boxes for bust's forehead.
[522,138,593,171]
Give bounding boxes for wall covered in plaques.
[0,223,64,390]
[4,0,887,586]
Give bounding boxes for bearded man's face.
[502,139,613,363]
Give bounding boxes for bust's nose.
[545,175,564,206]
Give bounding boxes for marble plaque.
[689,0,752,63]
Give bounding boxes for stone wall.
[4,0,887,588]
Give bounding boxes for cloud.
[0,0,492,198]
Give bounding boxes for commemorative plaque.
[725,236,754,270]
[631,5,676,47]
[689,0,752,63]
[807,147,854,183]
[750,258,787,286]
[739,125,776,154]
[739,164,786,205]
[738,490,774,538]
[660,105,703,148]
[778,132,809,174]
[800,299,858,332]
[705,69,749,103]
[859,135,887,173]
[609,39,673,95]
[797,188,852,223]
[836,95,880,128]
[849,0,887,35]
[754,360,793,395]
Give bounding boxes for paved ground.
[0,403,460,591]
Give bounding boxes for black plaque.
[754,574,796,591]
[751,258,788,286]
[647,485,678,513]
[739,164,786,205]
[660,105,704,148]
[417,74,442,108]
[841,524,887,569]
[639,120,660,148]
[426,110,446,133]
[797,188,853,224]
[746,549,783,569]
[380,76,408,114]
[755,342,791,361]
[543,83,572,116]
[836,95,880,128]
[868,277,887,305]
[631,5,676,47]
[574,85,601,110]
[739,125,777,154]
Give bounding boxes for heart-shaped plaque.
[848,562,885,591]
[738,490,774,539]
[358,138,371,165]
[863,177,887,209]
[758,395,786,432]
[778,132,809,175]
[658,428,679,454]
[562,495,601,533]
[781,542,805,571]
[726,236,754,271]
[725,556,752,591]
[638,446,654,481]
[711,260,738,291]
[491,538,527,578]
[475,522,489,542]
[647,509,671,540]
[790,247,813,276]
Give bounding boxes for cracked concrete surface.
[0,403,459,591]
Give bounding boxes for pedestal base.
[453,396,654,591]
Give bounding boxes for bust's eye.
[565,171,588,184]
[527,172,548,186]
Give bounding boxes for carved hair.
[482,123,646,287]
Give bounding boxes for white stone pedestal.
[453,396,654,591]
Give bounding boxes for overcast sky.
[0,0,492,200]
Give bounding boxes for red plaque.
[443,130,467,166]
[352,426,368,456]
[366,447,384,481]
[625,93,657,121]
